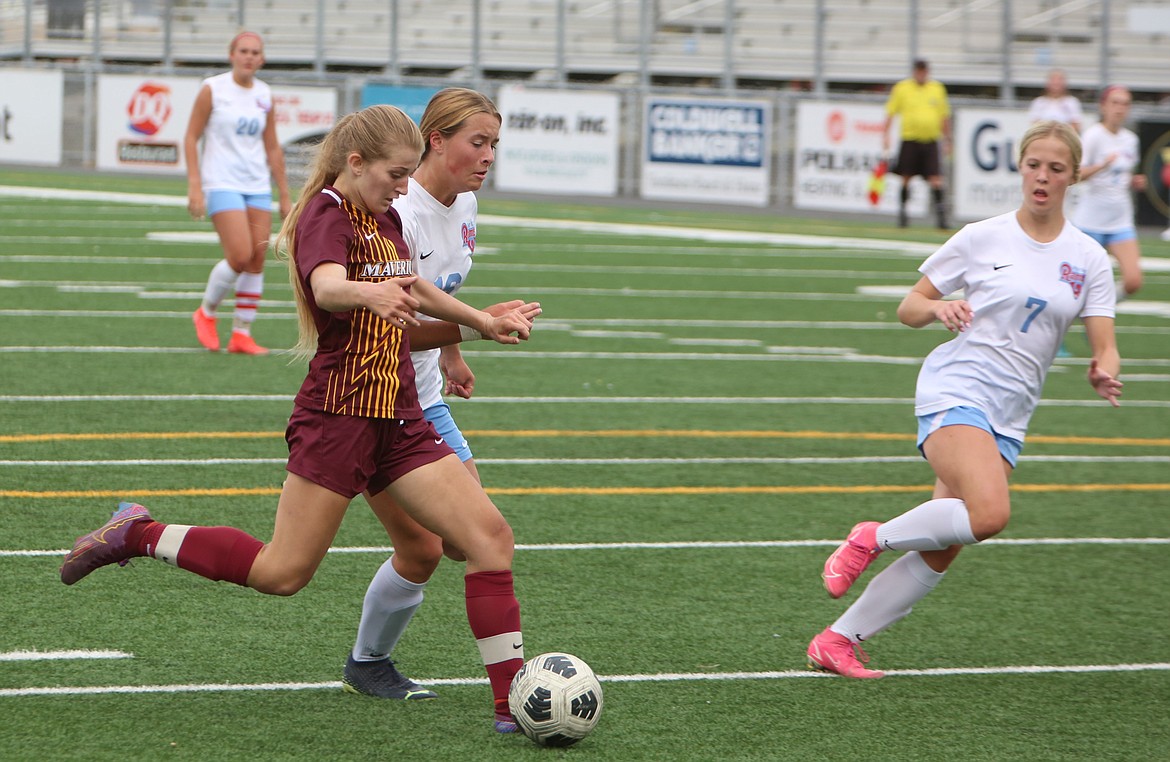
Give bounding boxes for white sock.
[232,271,264,335]
[831,552,944,642]
[352,556,426,662]
[201,260,240,317]
[876,497,977,552]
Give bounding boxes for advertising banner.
[951,108,1032,222]
[97,75,201,173]
[495,85,620,196]
[794,100,925,217]
[0,69,65,166]
[641,96,770,206]
[97,74,336,174]
[270,88,336,145]
[360,84,440,124]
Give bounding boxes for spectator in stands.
[61,104,537,733]
[807,121,1122,678]
[1071,85,1145,300]
[341,89,541,720]
[185,31,291,355]
[882,59,952,229]
[1028,69,1084,133]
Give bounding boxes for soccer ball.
[508,652,604,747]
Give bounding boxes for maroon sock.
[465,570,524,711]
[135,523,263,587]
[128,520,161,557]
[175,527,263,586]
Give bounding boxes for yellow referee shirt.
[886,79,950,142]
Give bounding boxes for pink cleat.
[227,331,268,356]
[806,628,885,679]
[60,502,153,585]
[192,307,220,351]
[822,520,882,598]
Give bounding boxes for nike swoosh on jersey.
[420,250,435,259]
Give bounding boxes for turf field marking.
[0,650,132,662]
[23,482,1170,499]
[1,662,1166,697]
[3,343,1170,369]
[2,394,1170,410]
[3,429,1169,446]
[6,537,1166,559]
[4,484,1169,500]
[0,310,1165,336]
[0,184,937,256]
[0,264,928,282]
[3,455,1169,468]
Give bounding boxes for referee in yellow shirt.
[882,59,951,229]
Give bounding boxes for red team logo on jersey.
[1060,262,1086,298]
[462,221,476,252]
[127,82,173,136]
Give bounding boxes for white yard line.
[5,537,1166,559]
[2,455,1169,468]
[2,393,1169,406]
[1,662,1167,697]
[0,650,132,662]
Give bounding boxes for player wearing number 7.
[807,121,1123,678]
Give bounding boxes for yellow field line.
[2,430,1169,446]
[3,484,1168,499]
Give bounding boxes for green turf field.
[1,169,1167,760]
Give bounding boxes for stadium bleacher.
[1,0,1167,96]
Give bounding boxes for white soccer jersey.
[198,72,274,194]
[914,212,1115,441]
[1027,95,1083,127]
[395,177,478,409]
[1071,123,1140,233]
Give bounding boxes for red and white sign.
[98,74,336,174]
[794,100,927,217]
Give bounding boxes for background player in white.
[1028,69,1083,133]
[806,121,1123,678]
[1071,85,1145,301]
[341,89,540,725]
[185,31,291,355]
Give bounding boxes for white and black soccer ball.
[508,652,604,747]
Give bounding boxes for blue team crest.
[1059,262,1085,298]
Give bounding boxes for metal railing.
[3,0,1168,96]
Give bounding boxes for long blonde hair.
[275,105,423,356]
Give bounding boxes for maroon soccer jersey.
[292,187,422,419]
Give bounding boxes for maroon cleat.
[60,502,153,585]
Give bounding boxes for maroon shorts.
[285,406,455,499]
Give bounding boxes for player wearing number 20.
[807,120,1123,678]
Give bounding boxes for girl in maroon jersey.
[62,104,534,732]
